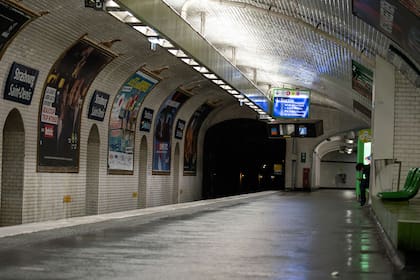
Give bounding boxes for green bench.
[377,167,420,201]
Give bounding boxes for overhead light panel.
[109,11,139,23]
[203,73,218,79]
[168,49,188,57]
[234,94,245,99]
[193,66,209,73]
[105,0,120,8]
[133,25,159,37]
[181,58,199,66]
[228,89,239,95]
[211,79,225,85]
[219,84,232,90]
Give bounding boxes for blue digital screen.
[271,89,310,118]
[248,95,270,113]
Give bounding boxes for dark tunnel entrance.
[203,119,286,199]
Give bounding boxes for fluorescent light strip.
[228,89,239,95]
[168,49,188,58]
[193,66,209,73]
[108,11,140,23]
[181,58,199,66]
[211,79,225,85]
[234,95,245,99]
[105,0,120,8]
[133,25,159,37]
[204,73,218,79]
[219,84,232,90]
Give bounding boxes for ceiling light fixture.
[168,49,188,57]
[133,25,158,37]
[181,58,199,66]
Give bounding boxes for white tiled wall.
[393,71,420,190]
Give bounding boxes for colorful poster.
[153,90,190,174]
[0,2,31,55]
[108,70,159,173]
[352,60,373,100]
[139,107,154,132]
[174,119,186,139]
[88,90,109,121]
[352,0,420,64]
[38,38,114,172]
[183,103,213,175]
[3,62,38,105]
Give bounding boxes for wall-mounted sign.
[88,90,109,121]
[174,119,186,139]
[267,120,323,138]
[352,60,373,100]
[3,62,38,105]
[271,88,310,119]
[139,107,154,132]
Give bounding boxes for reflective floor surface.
[0,189,419,280]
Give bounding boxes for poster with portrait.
[183,103,213,175]
[0,2,32,57]
[108,69,159,173]
[152,90,191,174]
[38,38,114,172]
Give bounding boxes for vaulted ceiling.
[115,0,419,123]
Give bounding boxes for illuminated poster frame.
[271,88,310,119]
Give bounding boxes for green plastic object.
[377,168,420,201]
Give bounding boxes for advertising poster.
[183,103,213,175]
[271,88,310,119]
[139,107,154,132]
[352,60,373,100]
[3,62,38,105]
[0,2,31,55]
[38,38,114,172]
[153,90,190,174]
[174,119,186,139]
[88,90,109,121]
[353,0,420,64]
[108,70,159,173]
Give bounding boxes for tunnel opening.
[202,119,286,199]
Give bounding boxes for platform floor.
[0,189,419,280]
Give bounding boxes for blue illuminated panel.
[271,89,310,119]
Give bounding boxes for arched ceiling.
[117,0,419,123]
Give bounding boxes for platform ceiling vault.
[114,0,419,123]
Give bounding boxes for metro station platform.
[0,189,419,280]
